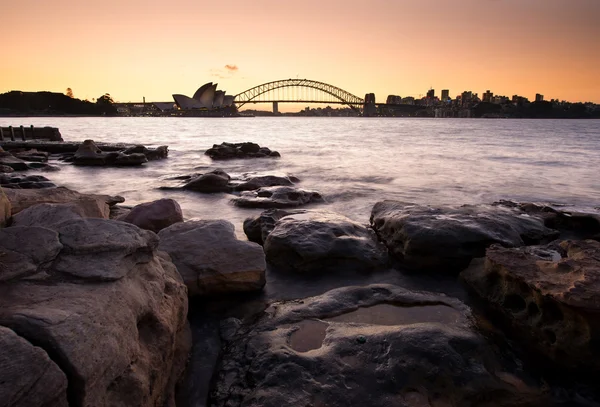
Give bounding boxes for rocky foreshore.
[2,139,600,406]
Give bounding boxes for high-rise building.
[426,89,435,99]
[535,93,544,102]
[483,90,494,103]
[441,89,449,102]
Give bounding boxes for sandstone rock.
[0,164,14,173]
[0,218,190,407]
[370,201,559,272]
[0,193,10,227]
[183,170,231,193]
[264,211,388,273]
[211,284,546,407]
[11,202,90,228]
[461,239,600,371]
[12,149,49,163]
[0,326,68,407]
[114,152,148,166]
[52,218,158,281]
[158,220,266,296]
[205,142,281,159]
[118,198,183,233]
[0,226,62,281]
[496,200,600,241]
[73,139,106,166]
[74,140,148,166]
[233,175,295,191]
[233,186,324,208]
[123,145,169,160]
[243,209,308,245]
[0,151,29,171]
[0,174,56,189]
[4,186,116,218]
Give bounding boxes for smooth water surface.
[3,117,598,232]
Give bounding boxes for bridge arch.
[234,79,365,111]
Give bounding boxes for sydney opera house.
[172,83,235,110]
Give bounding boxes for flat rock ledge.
[0,205,191,406]
[461,239,600,372]
[370,200,560,272]
[158,220,266,296]
[210,284,546,407]
[205,142,280,159]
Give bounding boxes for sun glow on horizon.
[1,0,599,107]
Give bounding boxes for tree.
[96,93,114,105]
[66,88,74,98]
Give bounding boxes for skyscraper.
[441,89,449,102]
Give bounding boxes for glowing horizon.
[2,0,599,111]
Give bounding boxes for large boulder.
[158,220,266,296]
[0,217,191,407]
[461,239,600,371]
[370,201,559,272]
[12,149,49,163]
[243,209,307,245]
[0,164,14,173]
[210,284,546,407]
[117,198,183,233]
[11,202,95,228]
[183,170,231,193]
[263,211,388,273]
[3,186,121,218]
[233,186,324,208]
[205,142,280,159]
[0,326,68,407]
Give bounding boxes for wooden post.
[0,127,4,141]
[9,126,15,141]
[20,125,26,141]
[30,125,35,140]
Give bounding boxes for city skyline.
[2,0,599,111]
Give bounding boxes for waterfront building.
[482,90,494,103]
[535,93,544,102]
[426,89,435,99]
[441,89,449,102]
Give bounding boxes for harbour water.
[3,117,599,232]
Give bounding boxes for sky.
[1,0,599,110]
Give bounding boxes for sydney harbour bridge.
[170,78,422,116]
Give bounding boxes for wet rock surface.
[243,208,308,245]
[210,284,546,407]
[205,142,281,159]
[496,200,600,241]
[0,216,191,407]
[262,210,388,273]
[0,174,56,189]
[117,198,183,233]
[233,185,324,208]
[370,200,559,272]
[0,150,30,171]
[183,169,232,193]
[461,239,600,371]
[232,175,295,191]
[158,220,266,296]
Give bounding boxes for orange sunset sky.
[2,0,599,109]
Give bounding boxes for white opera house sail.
[172,83,236,111]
